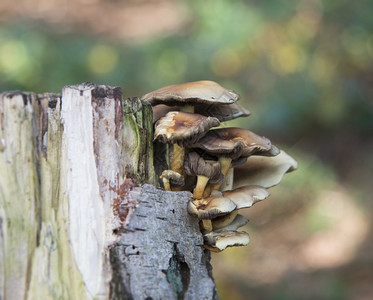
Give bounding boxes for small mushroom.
[211,185,269,229]
[160,170,184,191]
[203,231,250,252]
[184,152,224,199]
[187,190,236,231]
[154,111,220,175]
[192,128,279,193]
[223,185,270,209]
[233,150,298,189]
[213,214,249,232]
[142,80,239,114]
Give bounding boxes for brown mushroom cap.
[203,230,250,252]
[142,80,239,106]
[233,150,298,189]
[187,192,236,219]
[191,127,277,160]
[153,102,250,123]
[154,111,220,146]
[222,185,270,209]
[184,152,223,184]
[194,102,250,122]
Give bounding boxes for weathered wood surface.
[0,83,218,300]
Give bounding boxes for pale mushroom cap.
[160,170,184,186]
[187,193,236,219]
[204,231,250,252]
[223,185,270,209]
[154,111,220,146]
[142,80,239,106]
[191,127,274,160]
[233,150,298,189]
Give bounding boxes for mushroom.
[160,170,184,191]
[213,214,249,232]
[142,80,239,114]
[184,152,224,199]
[192,127,279,194]
[194,102,250,122]
[211,185,270,229]
[203,231,250,252]
[154,111,220,175]
[187,190,236,231]
[233,150,298,189]
[152,102,250,123]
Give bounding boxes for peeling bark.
[0,83,218,300]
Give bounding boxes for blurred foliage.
[1,0,373,299]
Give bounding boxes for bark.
[0,83,217,300]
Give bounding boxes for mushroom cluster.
[142,80,297,252]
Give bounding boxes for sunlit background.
[1,0,372,299]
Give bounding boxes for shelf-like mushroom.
[187,190,236,231]
[233,150,298,189]
[142,80,239,113]
[203,230,250,252]
[213,214,249,232]
[152,102,250,123]
[154,111,220,175]
[184,152,223,199]
[211,185,269,229]
[192,127,279,194]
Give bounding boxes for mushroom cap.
[203,230,250,252]
[154,111,220,146]
[152,102,250,123]
[192,127,276,160]
[233,150,298,189]
[160,170,184,186]
[142,80,239,106]
[187,192,236,219]
[194,102,250,122]
[184,152,224,184]
[222,185,270,209]
[213,214,249,232]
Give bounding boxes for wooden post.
[0,83,218,299]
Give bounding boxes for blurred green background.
[1,0,372,299]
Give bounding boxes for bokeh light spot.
[87,44,119,74]
[156,48,187,80]
[270,43,306,74]
[210,48,241,77]
[0,40,29,75]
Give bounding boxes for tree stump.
[0,83,218,299]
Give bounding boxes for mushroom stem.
[201,219,213,232]
[204,156,232,196]
[193,175,210,199]
[162,177,171,191]
[220,167,234,191]
[171,144,185,175]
